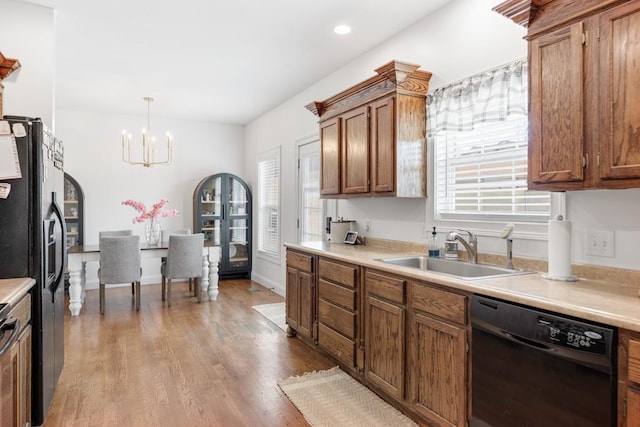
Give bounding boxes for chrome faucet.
[446,229,478,264]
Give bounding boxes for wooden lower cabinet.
[285,250,315,340]
[619,329,640,426]
[286,249,472,426]
[317,258,359,372]
[407,281,469,427]
[364,269,406,401]
[0,293,32,427]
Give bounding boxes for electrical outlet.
[586,230,615,257]
[356,218,371,234]
[421,224,428,238]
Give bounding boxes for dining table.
[67,241,221,316]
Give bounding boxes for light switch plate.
[586,230,615,257]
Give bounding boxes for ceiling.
[21,0,452,124]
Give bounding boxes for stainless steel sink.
[376,256,534,280]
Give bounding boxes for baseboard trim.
[250,272,285,297]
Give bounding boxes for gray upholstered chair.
[161,228,191,244]
[98,235,142,314]
[160,228,192,289]
[99,229,133,238]
[161,233,204,307]
[99,229,135,294]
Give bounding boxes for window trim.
[256,146,281,264]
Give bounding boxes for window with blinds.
[429,59,550,222]
[257,147,280,261]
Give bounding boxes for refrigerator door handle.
[51,191,67,292]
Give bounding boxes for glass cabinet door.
[63,173,84,248]
[199,176,222,243]
[193,173,252,278]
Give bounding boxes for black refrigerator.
[0,116,66,426]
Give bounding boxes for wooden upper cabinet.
[320,118,341,195]
[496,0,640,190]
[341,105,370,194]
[529,22,585,186]
[306,60,431,198]
[599,1,640,183]
[370,97,396,193]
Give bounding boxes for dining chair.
[99,229,133,238]
[160,228,192,289]
[161,233,204,307]
[161,228,191,244]
[98,235,142,314]
[99,229,134,294]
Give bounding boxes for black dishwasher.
[471,294,616,427]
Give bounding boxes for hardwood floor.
[45,279,335,426]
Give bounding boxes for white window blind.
[257,147,280,261]
[428,59,550,222]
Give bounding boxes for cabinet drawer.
[319,258,357,288]
[318,323,356,368]
[410,283,467,325]
[366,270,405,304]
[287,251,313,273]
[9,293,31,332]
[319,279,356,311]
[318,299,355,339]
[629,339,640,384]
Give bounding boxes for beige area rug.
[278,366,418,427]
[252,302,287,332]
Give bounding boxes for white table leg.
[208,257,219,301]
[68,254,83,316]
[201,255,210,301]
[81,261,87,302]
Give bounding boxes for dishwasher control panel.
[536,316,608,354]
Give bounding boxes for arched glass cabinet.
[63,173,84,248]
[193,173,251,278]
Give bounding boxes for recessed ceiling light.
[334,25,351,35]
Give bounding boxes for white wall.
[0,0,55,126]
[56,108,246,286]
[246,0,640,295]
[245,0,528,294]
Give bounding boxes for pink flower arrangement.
[121,198,180,223]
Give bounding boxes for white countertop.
[285,241,640,332]
[0,278,35,308]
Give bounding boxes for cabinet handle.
[0,318,20,356]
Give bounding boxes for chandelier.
[121,97,173,167]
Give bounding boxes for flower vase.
[145,219,161,246]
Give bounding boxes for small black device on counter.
[344,231,358,244]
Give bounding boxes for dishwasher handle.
[503,331,552,351]
[0,318,20,357]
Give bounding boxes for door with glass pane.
[193,173,252,278]
[298,140,324,242]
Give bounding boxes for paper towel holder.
[543,214,579,282]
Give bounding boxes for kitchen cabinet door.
[529,22,585,187]
[285,250,315,341]
[320,118,341,195]
[364,269,406,401]
[370,96,395,194]
[408,312,467,427]
[365,295,405,401]
[599,1,640,183]
[341,105,370,194]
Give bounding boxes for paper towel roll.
[548,217,572,279]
